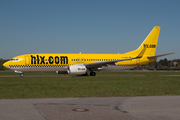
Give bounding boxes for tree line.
[0,59,5,70]
[140,58,180,70]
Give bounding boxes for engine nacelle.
[56,71,68,74]
[67,64,87,74]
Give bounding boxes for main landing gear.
[90,71,96,76]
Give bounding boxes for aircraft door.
[25,56,30,65]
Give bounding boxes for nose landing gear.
[20,73,24,77]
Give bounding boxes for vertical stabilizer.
[124,26,161,57]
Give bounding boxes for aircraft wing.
[147,52,175,59]
[85,46,147,68]
[84,58,132,68]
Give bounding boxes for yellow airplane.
[3,26,174,76]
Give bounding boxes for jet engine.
[67,64,87,74]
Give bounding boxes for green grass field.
[0,71,180,99]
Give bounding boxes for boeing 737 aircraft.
[3,26,174,76]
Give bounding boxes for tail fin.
[124,26,161,57]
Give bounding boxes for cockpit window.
[11,59,19,61]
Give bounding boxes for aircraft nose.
[3,61,11,68]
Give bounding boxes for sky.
[0,0,179,60]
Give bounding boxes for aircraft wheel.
[20,73,24,77]
[90,72,96,76]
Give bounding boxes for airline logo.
[31,55,68,65]
[144,44,156,48]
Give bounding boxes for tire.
[90,72,96,76]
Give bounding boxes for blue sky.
[0,0,179,60]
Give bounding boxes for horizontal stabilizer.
[147,52,175,59]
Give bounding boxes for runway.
[1,74,180,77]
[0,96,180,120]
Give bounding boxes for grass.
[0,71,180,99]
